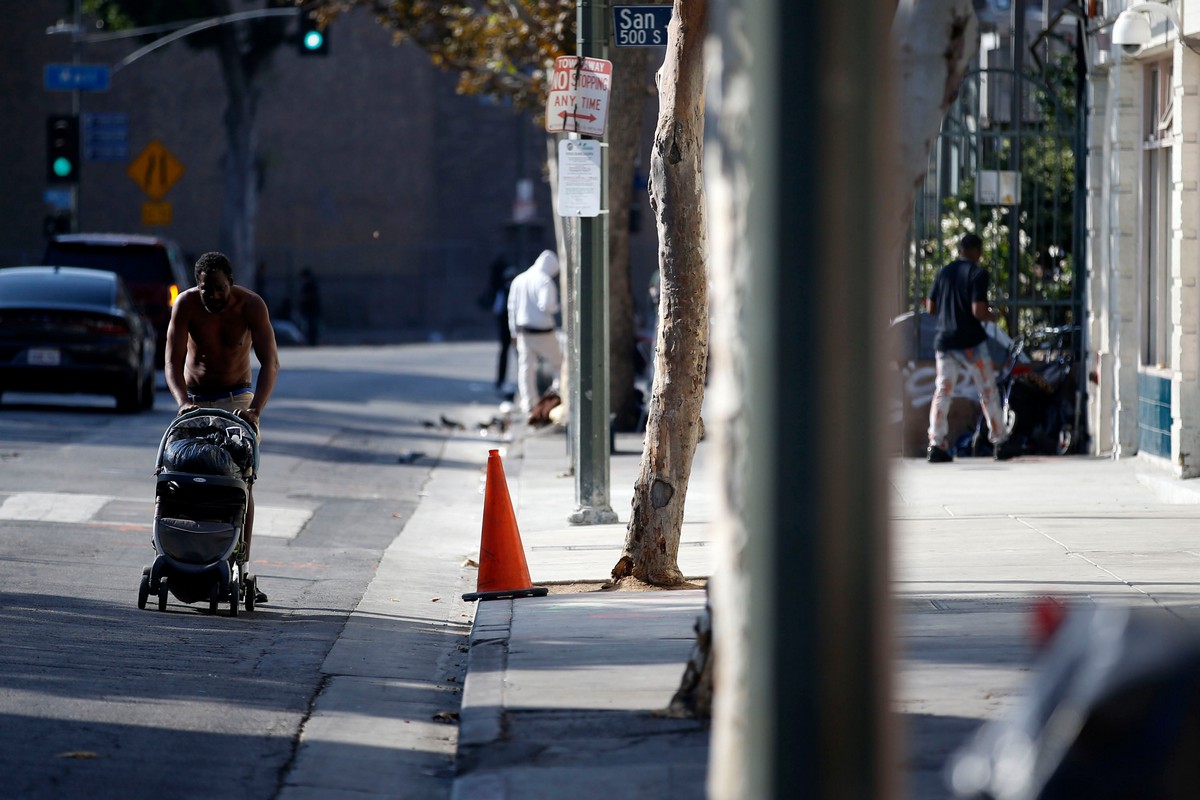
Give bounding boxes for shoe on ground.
[927,445,953,463]
[254,587,268,604]
[993,439,1021,461]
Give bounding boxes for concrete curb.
[457,598,513,749]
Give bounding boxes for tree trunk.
[214,9,260,276]
[611,0,708,587]
[607,46,654,431]
[701,0,756,768]
[883,0,978,275]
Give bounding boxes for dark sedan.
[0,267,156,412]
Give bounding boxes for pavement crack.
[273,672,332,800]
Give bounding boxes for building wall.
[1089,57,1142,460]
[1,2,662,342]
[1089,1,1200,478]
[1170,40,1200,475]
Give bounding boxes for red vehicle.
[43,233,191,367]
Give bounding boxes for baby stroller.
[137,408,260,616]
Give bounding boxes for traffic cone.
[462,449,549,602]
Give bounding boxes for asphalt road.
[0,342,508,799]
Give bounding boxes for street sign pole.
[70,0,81,231]
[569,0,618,525]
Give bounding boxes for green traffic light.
[52,156,74,178]
[303,30,324,50]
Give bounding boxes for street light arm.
[110,8,299,75]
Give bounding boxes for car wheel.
[140,370,155,410]
[116,373,141,414]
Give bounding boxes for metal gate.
[902,64,1087,453]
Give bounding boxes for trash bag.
[164,435,237,476]
[947,605,1200,800]
[163,417,254,477]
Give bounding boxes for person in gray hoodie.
[507,249,563,415]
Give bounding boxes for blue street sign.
[44,63,111,92]
[82,111,130,161]
[612,5,672,47]
[43,189,73,210]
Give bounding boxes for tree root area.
[545,576,707,595]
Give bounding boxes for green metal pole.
[570,0,617,525]
[745,2,895,797]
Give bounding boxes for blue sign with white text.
[83,111,130,161]
[44,63,111,92]
[612,5,672,47]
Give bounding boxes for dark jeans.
[495,313,511,386]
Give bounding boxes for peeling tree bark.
[611,0,708,587]
[884,0,979,272]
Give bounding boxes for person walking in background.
[298,268,321,347]
[507,249,562,416]
[483,255,518,393]
[925,233,1019,463]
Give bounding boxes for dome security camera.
[1111,8,1151,55]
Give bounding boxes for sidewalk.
[277,419,715,800]
[285,391,1200,799]
[452,427,714,799]
[892,453,1200,798]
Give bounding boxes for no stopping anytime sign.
[545,56,613,137]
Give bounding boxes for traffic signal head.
[298,14,329,56]
[46,114,80,184]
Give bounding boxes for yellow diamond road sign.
[128,140,184,201]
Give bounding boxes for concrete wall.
[1,2,663,342]
[1088,57,1142,459]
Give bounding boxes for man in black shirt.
[925,233,1018,462]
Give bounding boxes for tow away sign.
[545,56,612,137]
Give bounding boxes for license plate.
[28,348,61,366]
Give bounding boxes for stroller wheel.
[157,578,169,612]
[209,582,220,615]
[137,572,150,610]
[244,574,256,613]
[229,579,240,617]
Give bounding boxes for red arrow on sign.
[560,111,599,122]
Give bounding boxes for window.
[1142,61,1173,368]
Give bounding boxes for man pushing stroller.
[166,251,279,602]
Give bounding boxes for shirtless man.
[166,251,279,602]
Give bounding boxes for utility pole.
[70,0,82,231]
[569,0,618,525]
[1009,0,1026,335]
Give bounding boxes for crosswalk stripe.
[0,492,310,540]
[0,492,110,523]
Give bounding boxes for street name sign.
[44,63,111,92]
[557,139,602,218]
[545,56,613,137]
[612,5,672,47]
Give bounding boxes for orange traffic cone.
[462,449,548,602]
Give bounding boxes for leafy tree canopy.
[321,1,575,111]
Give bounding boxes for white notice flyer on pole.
[557,139,602,218]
